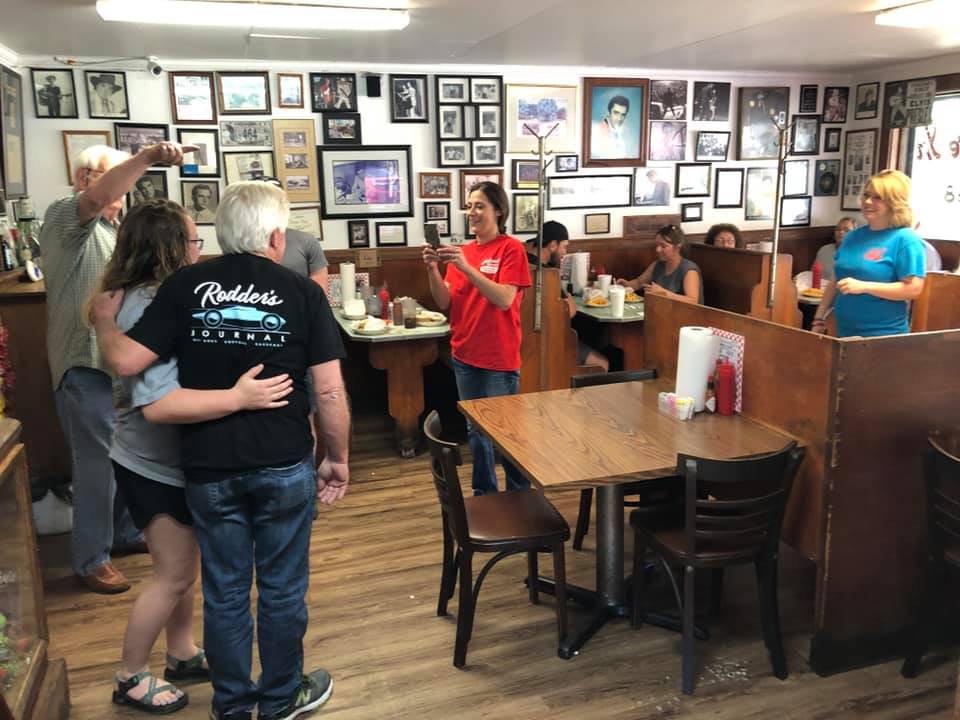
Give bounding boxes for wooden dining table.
[459,377,793,657]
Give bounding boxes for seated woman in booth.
[615,224,703,304]
[704,223,744,249]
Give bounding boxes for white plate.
[355,325,391,336]
[342,311,367,321]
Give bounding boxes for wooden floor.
[39,413,957,719]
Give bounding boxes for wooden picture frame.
[168,71,217,124]
[582,76,649,167]
[737,86,790,160]
[389,74,428,123]
[309,73,358,112]
[459,169,503,210]
[222,150,275,185]
[84,70,129,119]
[419,172,451,199]
[177,128,219,178]
[217,71,271,115]
[61,129,111,184]
[317,145,413,220]
[504,83,578,153]
[714,167,744,209]
[30,68,78,119]
[376,221,408,247]
[512,193,540,234]
[347,219,370,248]
[584,212,610,235]
[273,118,319,202]
[181,180,219,225]
[277,73,304,109]
[321,113,362,145]
[841,128,878,211]
[288,205,323,240]
[1,65,27,197]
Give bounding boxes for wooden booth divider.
[910,271,960,332]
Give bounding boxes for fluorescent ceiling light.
[875,0,960,28]
[96,0,410,31]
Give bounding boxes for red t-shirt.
[445,235,531,371]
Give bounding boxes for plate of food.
[353,318,390,336]
[416,310,447,327]
[800,287,824,299]
[624,291,643,304]
[585,296,611,308]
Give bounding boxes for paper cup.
[597,274,612,296]
[609,286,625,318]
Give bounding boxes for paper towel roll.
[675,326,721,412]
[340,262,356,305]
[571,252,589,295]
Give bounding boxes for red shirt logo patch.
[479,258,501,274]
[864,247,885,261]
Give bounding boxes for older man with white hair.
[42,141,193,594]
[91,181,350,720]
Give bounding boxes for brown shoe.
[79,562,131,594]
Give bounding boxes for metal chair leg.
[453,551,474,668]
[553,542,569,647]
[527,550,540,604]
[573,488,593,550]
[682,565,696,695]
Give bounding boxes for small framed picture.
[780,196,812,227]
[114,123,170,159]
[288,206,323,240]
[470,77,501,104]
[799,84,819,114]
[274,118,319,202]
[674,163,711,197]
[390,74,428,122]
[814,159,841,197]
[855,82,879,121]
[437,76,469,104]
[584,212,610,235]
[460,168,504,209]
[691,81,731,122]
[439,140,470,167]
[181,180,219,225]
[555,155,578,173]
[223,150,275,185]
[428,218,450,237]
[512,193,540,234]
[649,79,687,120]
[169,71,217,124]
[220,120,273,147]
[714,167,744,209]
[376,221,408,247]
[129,170,168,207]
[694,131,730,162]
[477,106,501,138]
[634,167,671,206]
[438,106,464,139]
[824,127,842,153]
[348,219,370,248]
[512,159,541,190]
[681,202,703,223]
[783,159,809,197]
[790,115,820,156]
[423,200,450,222]
[62,130,111,183]
[322,113,362,145]
[85,70,129,119]
[582,76,649,166]
[822,86,849,124]
[471,140,501,166]
[745,167,777,221]
[31,68,78,119]
[737,86,790,160]
[648,121,687,162]
[309,73,358,112]
[277,73,304,109]
[317,145,413,219]
[177,128,220,178]
[463,213,476,240]
[217,71,271,115]
[419,172,452,199]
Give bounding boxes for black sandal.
[112,671,189,715]
[164,648,210,684]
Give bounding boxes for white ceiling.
[0,0,957,74]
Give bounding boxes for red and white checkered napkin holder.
[709,327,745,413]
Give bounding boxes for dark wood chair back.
[926,433,960,565]
[570,368,657,389]
[424,410,470,548]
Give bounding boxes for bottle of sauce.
[378,283,390,321]
[704,374,716,413]
[716,360,735,416]
[811,261,822,291]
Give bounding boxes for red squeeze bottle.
[716,361,735,416]
[811,261,822,290]
[379,283,390,321]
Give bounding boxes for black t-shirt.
[127,253,345,482]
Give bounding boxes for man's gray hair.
[216,181,289,255]
[75,144,129,174]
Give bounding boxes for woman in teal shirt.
[813,170,925,337]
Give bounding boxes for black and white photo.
[855,82,879,120]
[737,86,789,160]
[471,140,501,166]
[691,81,730,121]
[695,131,730,162]
[649,80,687,120]
[114,123,169,157]
[824,127,842,153]
[438,106,463,138]
[390,74,428,122]
[790,115,820,156]
[129,171,168,207]
[437,76,468,103]
[470,77,501,104]
[419,172,451,199]
[222,150,275,185]
[348,219,370,248]
[85,70,128,119]
[555,155,578,173]
[177,128,219,178]
[478,107,500,138]
[440,141,468,165]
[181,180,219,224]
[220,120,273,147]
[31,68,77,119]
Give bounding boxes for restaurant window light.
[905,92,960,242]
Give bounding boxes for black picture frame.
[375,221,408,247]
[389,74,428,123]
[114,122,170,160]
[176,127,220,178]
[1,64,28,197]
[322,113,362,145]
[680,202,703,223]
[84,70,129,120]
[814,159,841,197]
[649,79,687,120]
[855,82,880,120]
[546,174,633,210]
[691,81,730,122]
[30,68,78,119]
[347,219,370,248]
[310,73,358,112]
[822,86,850,124]
[780,196,812,227]
[317,144,413,220]
[512,192,540,234]
[790,114,820,156]
[584,212,610,235]
[424,201,451,237]
[714,167,744,209]
[434,74,504,168]
[824,127,842,153]
[128,170,168,208]
[674,163,711,198]
[555,154,578,173]
[745,167,777,221]
[694,131,729,162]
[181,180,220,225]
[783,159,810,197]
[737,86,790,160]
[799,84,819,114]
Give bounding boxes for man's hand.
[316,457,349,505]
[231,364,293,411]
[146,142,199,167]
[90,288,125,325]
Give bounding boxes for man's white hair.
[216,181,289,255]
[75,144,129,174]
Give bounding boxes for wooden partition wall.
[910,271,960,332]
[643,293,960,675]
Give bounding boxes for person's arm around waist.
[311,359,351,505]
[91,289,159,376]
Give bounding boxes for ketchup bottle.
[811,261,822,290]
[716,360,735,416]
[379,282,390,321]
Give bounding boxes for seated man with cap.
[525,221,608,372]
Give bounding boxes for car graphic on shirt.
[192,305,287,332]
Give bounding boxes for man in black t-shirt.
[92,182,349,720]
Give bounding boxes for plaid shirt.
[41,193,117,387]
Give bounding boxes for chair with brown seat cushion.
[902,432,960,678]
[630,441,805,695]
[424,410,569,668]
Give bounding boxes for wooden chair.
[423,410,570,668]
[902,433,960,678]
[630,442,805,695]
[570,368,681,550]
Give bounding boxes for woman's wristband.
[812,318,825,324]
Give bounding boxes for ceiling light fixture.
[95,0,410,32]
[875,0,960,28]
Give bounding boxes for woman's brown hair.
[469,181,510,235]
[656,223,688,257]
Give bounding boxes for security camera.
[146,57,163,77]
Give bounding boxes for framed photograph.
[691,81,730,122]
[714,167,745,209]
[114,123,169,157]
[512,159,541,190]
[419,172,451,199]
[428,218,450,237]
[347,219,370,248]
[737,86,790,160]
[168,71,217,124]
[460,169,504,209]
[781,196,812,227]
[555,154,578,173]
[310,73,358,112]
[217,71,270,115]
[376,221,408,247]
[824,127,842,153]
[634,167,671,206]
[177,128,219,178]
[30,68,78,119]
[477,106,501,138]
[322,113,362,145]
[814,159,841,197]
[505,84,578,153]
[582,77,649,167]
[1,65,28,197]
[220,120,272,147]
[648,121,686,162]
[822,86,849,124]
[471,140,501,166]
[649,80,687,120]
[288,206,323,240]
[181,180,219,225]
[439,140,469,167]
[674,163,710,197]
[584,213,610,235]
[277,73,304,109]
[424,200,450,222]
[695,131,729,162]
[470,77,501,104]
[129,170,168,207]
[318,145,413,219]
[273,118,319,202]
[681,202,703,223]
[390,74,428,122]
[463,213,476,240]
[855,82,879,120]
[790,114,820,156]
[222,150,275,185]
[884,80,908,129]
[842,128,878,211]
[799,84,819,114]
[745,167,777,221]
[85,70,129,119]
[783,159,809,197]
[61,130,111,184]
[512,193,540,235]
[436,76,468,104]
[438,106,464,139]
[547,174,633,210]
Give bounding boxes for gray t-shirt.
[652,258,703,303]
[814,243,837,282]
[281,228,328,278]
[108,285,184,487]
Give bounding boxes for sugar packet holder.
[658,392,695,421]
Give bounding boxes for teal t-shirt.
[834,226,925,337]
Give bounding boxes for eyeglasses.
[189,238,204,250]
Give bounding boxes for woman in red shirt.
[422,182,531,495]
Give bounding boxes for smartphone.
[424,223,441,249]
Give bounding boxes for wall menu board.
[0,64,27,198]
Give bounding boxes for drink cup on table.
[608,285,625,318]
[597,274,612,297]
[401,297,418,329]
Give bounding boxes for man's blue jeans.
[185,456,315,718]
[452,358,529,495]
[54,367,141,576]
